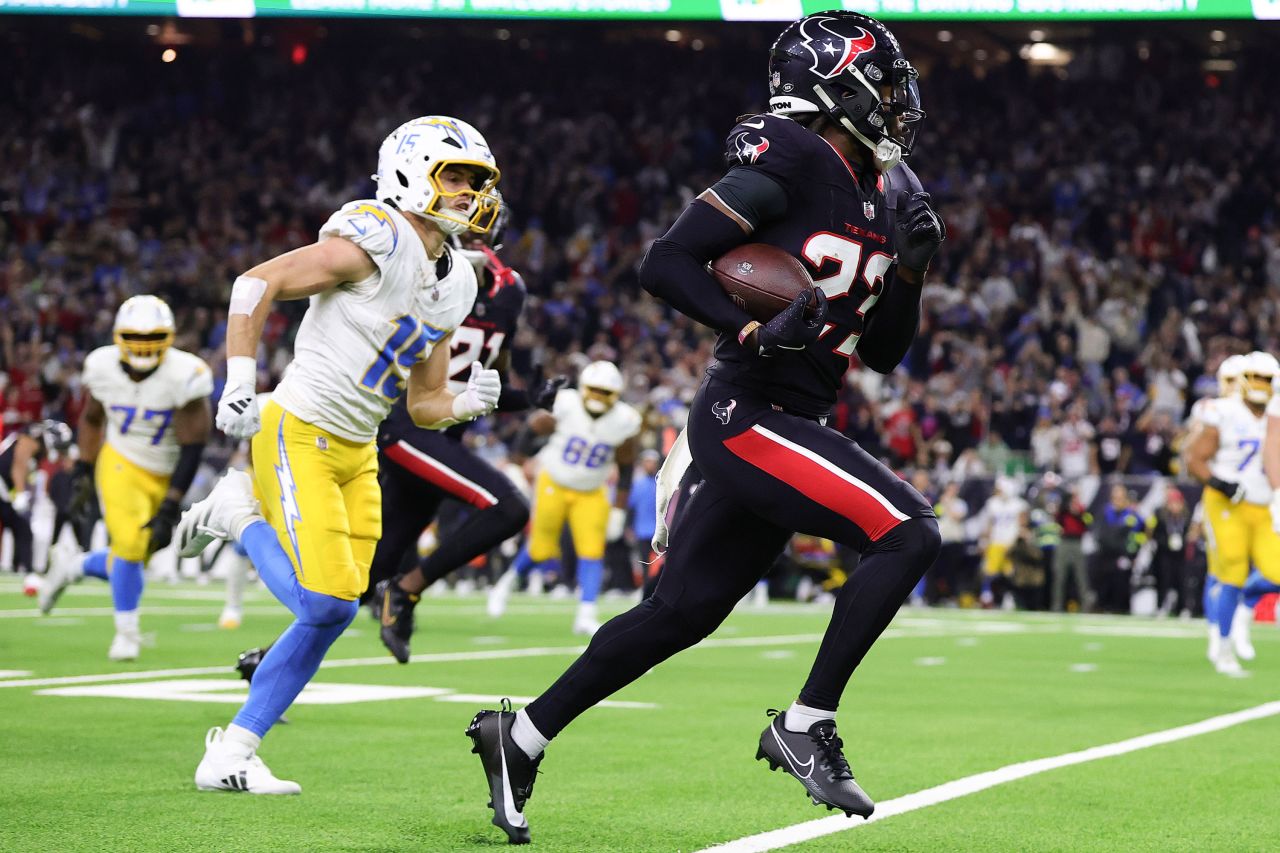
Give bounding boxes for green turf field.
[1,576,1276,852]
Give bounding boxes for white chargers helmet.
[114,295,175,373]
[373,116,501,236]
[1240,351,1279,405]
[579,361,624,415]
[1217,353,1247,396]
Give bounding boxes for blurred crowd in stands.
[2,22,1277,612]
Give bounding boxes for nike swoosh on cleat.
[380,588,396,628]
[497,730,529,829]
[770,724,815,780]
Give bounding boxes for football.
[710,243,815,323]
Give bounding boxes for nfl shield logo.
[863,201,875,221]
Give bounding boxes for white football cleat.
[195,727,301,795]
[218,608,242,630]
[108,630,141,662]
[176,470,262,558]
[487,569,516,618]
[1230,604,1256,661]
[1214,645,1247,678]
[527,570,545,596]
[39,540,84,615]
[22,574,40,597]
[573,602,600,637]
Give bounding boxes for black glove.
[1207,476,1246,505]
[67,460,95,515]
[533,375,569,410]
[750,289,829,357]
[894,191,946,274]
[143,498,182,554]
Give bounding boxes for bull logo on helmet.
[798,15,877,80]
[732,133,771,164]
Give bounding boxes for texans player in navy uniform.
[370,197,565,663]
[0,419,72,589]
[466,12,945,843]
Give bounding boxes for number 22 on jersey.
[801,232,893,358]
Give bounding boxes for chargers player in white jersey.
[172,116,503,794]
[1186,350,1280,675]
[488,361,642,635]
[1185,353,1245,653]
[39,296,213,661]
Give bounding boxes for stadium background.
[3,14,1276,614]
[2,10,1280,853]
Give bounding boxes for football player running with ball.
[40,296,212,662]
[174,116,503,794]
[466,12,944,843]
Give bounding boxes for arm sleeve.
[705,167,788,231]
[638,199,756,335]
[855,265,922,374]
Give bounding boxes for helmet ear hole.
[396,170,410,189]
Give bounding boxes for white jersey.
[1187,396,1219,427]
[271,200,477,442]
[538,389,642,492]
[83,346,213,475]
[982,495,1028,546]
[1204,395,1270,505]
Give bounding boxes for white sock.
[511,709,548,760]
[784,700,835,734]
[113,610,139,635]
[576,602,597,620]
[231,513,263,542]
[224,723,262,755]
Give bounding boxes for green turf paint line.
[700,700,1280,853]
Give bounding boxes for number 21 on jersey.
[801,232,893,358]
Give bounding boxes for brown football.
[711,243,815,323]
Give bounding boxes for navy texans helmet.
[768,11,924,172]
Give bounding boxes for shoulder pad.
[320,200,401,262]
[723,114,810,184]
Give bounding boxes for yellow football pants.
[251,401,381,600]
[527,469,609,563]
[1203,489,1280,586]
[96,442,170,562]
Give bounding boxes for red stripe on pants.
[723,427,902,542]
[384,442,496,509]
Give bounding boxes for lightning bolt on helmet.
[768,11,924,172]
[374,116,502,236]
[1216,353,1247,395]
[114,295,175,373]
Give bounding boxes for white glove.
[1270,492,1280,536]
[11,491,31,515]
[217,356,261,439]
[606,507,628,542]
[451,361,501,422]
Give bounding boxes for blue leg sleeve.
[511,546,537,580]
[577,558,603,604]
[107,554,144,612]
[1216,584,1242,640]
[1203,575,1218,626]
[82,549,109,581]
[240,520,305,618]
[231,589,358,737]
[1242,569,1280,609]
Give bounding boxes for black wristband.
[1207,476,1239,497]
[170,444,204,496]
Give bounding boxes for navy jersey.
[708,113,921,418]
[381,246,527,444]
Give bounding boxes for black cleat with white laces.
[375,578,418,664]
[466,699,543,845]
[756,709,874,818]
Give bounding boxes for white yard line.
[0,633,827,690]
[698,700,1280,853]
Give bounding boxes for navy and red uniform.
[365,247,531,594]
[524,114,941,737]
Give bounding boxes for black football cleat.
[466,699,542,845]
[235,645,272,683]
[756,709,874,819]
[375,579,418,664]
